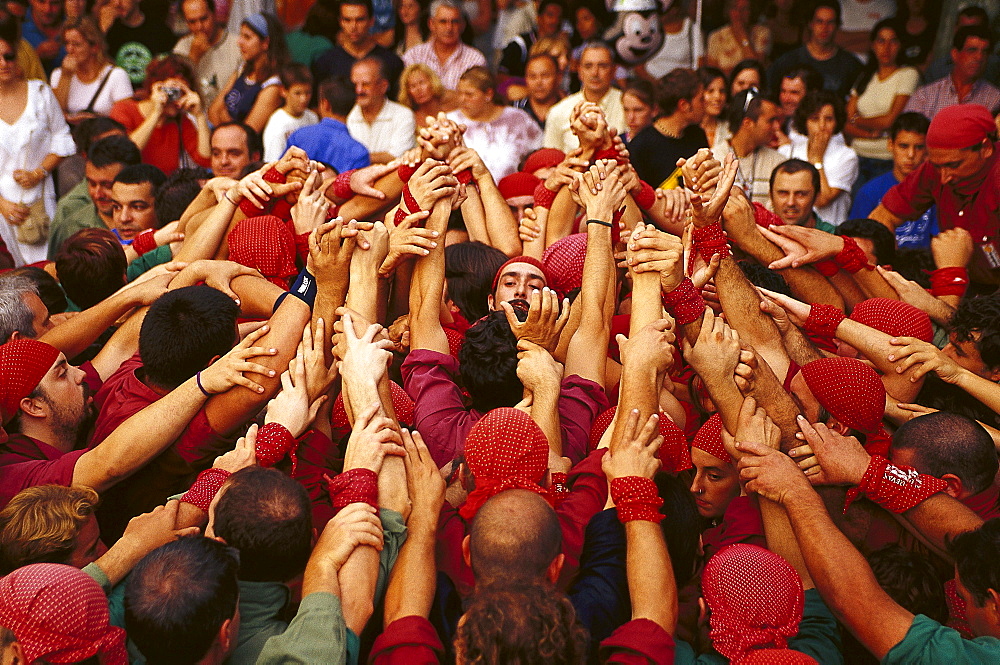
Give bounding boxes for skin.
[84,161,124,221]
[951,36,990,85]
[536,3,563,39]
[703,76,727,119]
[748,99,782,148]
[623,91,654,138]
[689,446,742,520]
[730,68,760,96]
[62,28,98,74]
[66,515,107,568]
[284,82,312,117]
[211,125,253,178]
[457,80,495,121]
[339,3,374,49]
[889,130,927,182]
[18,291,54,339]
[429,5,463,51]
[487,262,546,310]
[575,7,598,40]
[399,0,420,26]
[806,103,837,143]
[579,46,614,101]
[872,26,901,68]
[779,76,806,117]
[808,7,838,49]
[237,24,268,65]
[181,0,219,48]
[352,60,388,115]
[942,331,1000,381]
[26,353,92,453]
[30,0,62,27]
[927,140,993,188]
[110,181,157,240]
[770,169,818,226]
[525,56,559,104]
[407,70,434,106]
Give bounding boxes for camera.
[163,86,183,103]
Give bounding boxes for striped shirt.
[402,41,487,90]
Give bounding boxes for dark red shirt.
[0,435,86,507]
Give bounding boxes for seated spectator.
[173,0,243,107]
[850,112,937,249]
[20,0,64,74]
[779,89,858,225]
[346,57,415,164]
[398,63,454,131]
[109,54,212,176]
[105,0,177,87]
[773,64,822,147]
[621,79,656,143]
[531,33,573,96]
[210,121,262,179]
[262,64,318,162]
[285,3,335,67]
[904,25,1000,119]
[728,58,765,97]
[836,0,897,59]
[543,42,624,152]
[698,66,728,150]
[637,0,702,82]
[402,0,487,94]
[50,16,133,124]
[497,0,565,93]
[704,0,771,75]
[512,53,565,128]
[769,158,830,230]
[713,88,785,205]
[394,0,429,57]
[287,77,370,174]
[447,66,541,181]
[924,5,1000,84]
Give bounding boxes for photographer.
[109,54,212,176]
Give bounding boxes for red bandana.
[0,564,128,665]
[0,339,59,425]
[692,413,732,464]
[523,148,565,175]
[228,215,298,288]
[542,233,587,298]
[926,104,996,150]
[491,256,552,294]
[498,172,541,200]
[850,298,933,343]
[702,544,804,662]
[844,455,948,513]
[801,357,885,433]
[588,406,691,473]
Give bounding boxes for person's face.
[954,570,1000,639]
[575,7,598,40]
[110,181,157,240]
[457,79,493,118]
[407,70,435,105]
[429,6,463,48]
[211,125,253,178]
[550,45,569,73]
[686,84,705,123]
[537,3,563,38]
[771,169,817,225]
[703,76,726,118]
[730,68,760,96]
[623,91,654,136]
[22,291,53,337]
[30,0,61,27]
[352,61,387,110]
[340,3,373,45]
[809,7,838,47]
[806,103,836,138]
[928,141,992,188]
[399,0,420,25]
[35,353,90,437]
[779,76,806,116]
[579,47,613,97]
[84,161,123,217]
[728,0,751,27]
[689,447,742,519]
[526,56,558,100]
[66,515,107,568]
[237,24,268,61]
[952,36,991,81]
[750,100,782,147]
[506,195,533,224]
[489,262,546,308]
[63,0,83,19]
[182,0,218,40]
[281,82,310,115]
[942,331,1000,380]
[872,26,901,67]
[0,39,18,83]
[889,130,927,178]
[63,28,96,63]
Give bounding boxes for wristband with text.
[844,454,948,513]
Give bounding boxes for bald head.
[469,490,561,584]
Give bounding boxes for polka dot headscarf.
[542,233,587,298]
[801,357,886,434]
[588,406,692,473]
[228,215,298,288]
[0,339,59,425]
[692,413,732,465]
[850,298,933,344]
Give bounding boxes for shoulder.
[883,615,1000,665]
[548,93,581,115]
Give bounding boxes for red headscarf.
[523,148,565,175]
[801,357,886,433]
[491,256,552,294]
[498,172,541,200]
[850,298,933,343]
[228,215,298,288]
[926,104,996,150]
[0,339,59,424]
[588,406,692,473]
[542,233,587,298]
[459,407,553,521]
[331,382,415,429]
[691,413,732,464]
[702,544,805,663]
[0,563,128,664]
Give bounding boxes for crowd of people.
[0,0,999,662]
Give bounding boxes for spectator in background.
[896,0,941,68]
[497,0,565,95]
[767,0,862,100]
[621,78,656,143]
[714,88,785,205]
[398,63,453,130]
[210,121,261,178]
[769,158,828,229]
[704,0,771,75]
[774,64,822,145]
[845,19,919,186]
[109,163,166,243]
[209,12,287,134]
[21,0,63,74]
[513,53,564,128]
[905,26,1000,119]
[173,0,242,107]
[262,64,318,162]
[543,42,623,152]
[529,33,572,96]
[287,76,370,173]
[850,112,938,249]
[836,0,897,59]
[728,58,764,97]
[311,0,404,100]
[765,0,801,60]
[447,66,541,181]
[285,3,335,67]
[637,0,702,82]
[779,89,858,225]
[698,66,728,150]
[110,54,212,176]
[346,57,415,163]
[50,16,132,123]
[924,4,999,83]
[105,0,177,87]
[402,0,487,93]
[395,0,429,57]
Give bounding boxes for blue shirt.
[850,170,938,249]
[21,9,64,73]
[286,118,371,174]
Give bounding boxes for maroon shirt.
[0,435,86,507]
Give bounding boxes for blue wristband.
[280,266,317,310]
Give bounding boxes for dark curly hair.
[949,293,1000,372]
[793,89,846,136]
[455,583,589,665]
[868,545,948,623]
[458,308,525,413]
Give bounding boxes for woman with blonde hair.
[399,63,454,130]
[50,16,132,123]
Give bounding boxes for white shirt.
[173,30,243,107]
[779,133,859,226]
[543,88,626,153]
[262,108,319,162]
[447,106,542,181]
[346,100,415,159]
[642,18,703,79]
[49,64,133,115]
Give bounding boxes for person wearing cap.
[489,255,550,310]
[522,147,565,179]
[869,104,1000,286]
[497,172,540,225]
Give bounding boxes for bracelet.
[844,455,948,514]
[661,277,705,326]
[802,303,846,338]
[332,169,355,200]
[586,218,612,227]
[131,229,157,256]
[930,267,969,298]
[195,371,213,397]
[224,190,239,206]
[611,476,664,523]
[633,180,655,211]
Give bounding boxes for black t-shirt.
[628,123,708,189]
[498,31,536,78]
[106,19,177,86]
[767,46,863,100]
[311,43,404,99]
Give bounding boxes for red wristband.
[533,181,557,210]
[611,476,664,523]
[181,467,232,513]
[803,303,846,338]
[835,236,872,274]
[332,169,355,200]
[456,168,473,185]
[661,277,705,326]
[255,422,299,476]
[402,182,421,213]
[611,207,624,245]
[132,229,157,256]
[633,181,655,211]
[844,455,948,513]
[690,222,730,273]
[814,260,840,277]
[551,471,569,505]
[325,468,380,511]
[394,207,408,226]
[930,267,969,298]
[397,163,416,183]
[593,147,626,165]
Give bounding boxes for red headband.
[926,104,995,150]
[0,339,59,425]
[801,357,885,433]
[491,256,551,294]
[498,172,541,200]
[523,148,565,175]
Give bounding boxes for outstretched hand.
[602,409,663,481]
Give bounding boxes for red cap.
[926,104,996,150]
[849,298,933,344]
[691,413,732,464]
[523,148,565,175]
[498,172,541,200]
[801,357,885,433]
[542,233,587,298]
[491,256,551,294]
[0,339,59,425]
[228,215,298,288]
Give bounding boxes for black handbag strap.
[83,66,114,113]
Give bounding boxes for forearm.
[563,218,613,384]
[952,370,1000,423]
[523,207,548,259]
[828,271,868,310]
[717,257,790,381]
[901,492,983,553]
[228,274,285,318]
[530,384,562,456]
[477,174,521,256]
[337,173,403,221]
[39,290,137,358]
[868,204,902,232]
[609,365,659,452]
[545,188,578,246]
[625,520,676,630]
[338,546,379,634]
[408,199,450,354]
[173,197,237,263]
[813,170,839,208]
[629,271,662,333]
[194,114,211,158]
[129,109,161,150]
[302,558,342,599]
[851,266,899,301]
[384,520,437,623]
[835,319,921,402]
[760,498,814,589]
[459,186,489,245]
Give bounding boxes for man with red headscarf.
[869,104,1000,285]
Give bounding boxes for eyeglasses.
[0,53,16,62]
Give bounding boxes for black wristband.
[586,218,612,227]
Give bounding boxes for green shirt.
[882,614,1000,664]
[255,592,347,665]
[126,244,172,281]
[48,180,107,259]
